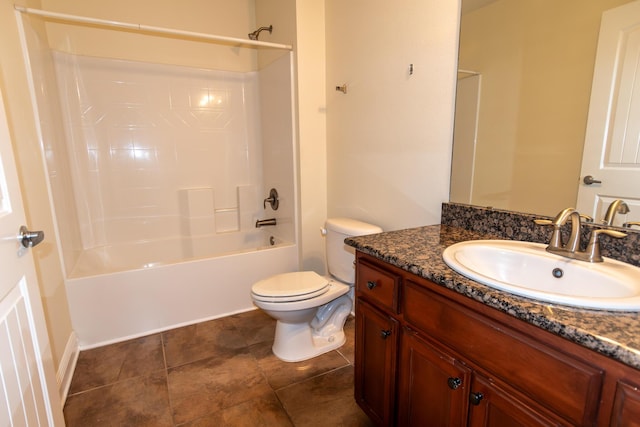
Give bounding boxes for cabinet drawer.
[356,259,400,313]
[403,280,603,426]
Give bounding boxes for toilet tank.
[325,218,382,284]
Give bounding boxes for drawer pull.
[380,329,392,339]
[469,392,484,406]
[367,280,377,290]
[447,377,462,390]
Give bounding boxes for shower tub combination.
[18,7,299,347]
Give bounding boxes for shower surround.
[54,52,266,258]
[20,18,298,347]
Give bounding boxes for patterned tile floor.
[63,310,373,426]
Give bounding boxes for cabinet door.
[610,381,640,427]
[468,375,571,427]
[354,299,398,426]
[397,329,471,426]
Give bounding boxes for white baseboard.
[56,331,79,404]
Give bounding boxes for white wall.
[293,1,328,273]
[325,0,460,232]
[42,0,258,72]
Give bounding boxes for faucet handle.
[579,214,594,223]
[585,229,627,262]
[263,188,279,210]
[623,221,640,229]
[533,219,553,226]
[534,219,563,249]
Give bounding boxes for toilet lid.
[252,271,330,301]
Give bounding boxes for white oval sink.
[442,240,640,311]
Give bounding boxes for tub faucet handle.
[263,188,279,210]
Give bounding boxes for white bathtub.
[65,230,298,348]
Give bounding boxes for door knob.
[18,226,44,248]
[447,377,462,390]
[583,175,602,185]
[469,392,484,406]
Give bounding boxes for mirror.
[451,0,634,217]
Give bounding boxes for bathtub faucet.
[256,218,277,228]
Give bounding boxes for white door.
[0,86,64,424]
[577,1,640,226]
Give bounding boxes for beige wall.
[458,0,631,216]
[0,0,73,373]
[325,0,460,231]
[42,0,258,72]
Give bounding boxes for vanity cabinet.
[354,252,640,426]
[354,259,401,426]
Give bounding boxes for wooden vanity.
[349,225,640,426]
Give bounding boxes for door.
[354,299,398,426]
[577,1,640,226]
[396,329,471,426]
[0,86,64,424]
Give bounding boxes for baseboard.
[56,331,79,404]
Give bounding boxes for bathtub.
[65,230,298,348]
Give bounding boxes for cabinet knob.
[469,392,484,406]
[380,329,392,339]
[447,377,462,390]
[367,280,377,290]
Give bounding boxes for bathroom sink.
[442,240,640,311]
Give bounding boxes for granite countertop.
[346,224,640,371]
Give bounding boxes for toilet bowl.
[252,271,352,361]
[250,218,382,362]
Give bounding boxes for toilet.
[251,218,382,362]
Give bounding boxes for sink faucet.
[602,199,630,226]
[535,207,582,254]
[535,207,627,262]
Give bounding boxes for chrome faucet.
[602,199,630,226]
[535,207,626,262]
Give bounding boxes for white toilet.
[251,218,382,362]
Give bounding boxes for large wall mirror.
[451,0,635,218]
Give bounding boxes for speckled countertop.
[346,224,640,371]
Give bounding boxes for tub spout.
[256,218,277,228]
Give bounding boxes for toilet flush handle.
[320,227,327,236]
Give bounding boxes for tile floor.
[63,309,373,426]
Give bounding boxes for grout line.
[272,356,352,393]
[159,331,178,426]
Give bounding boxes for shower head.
[248,25,273,40]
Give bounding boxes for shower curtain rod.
[14,5,293,51]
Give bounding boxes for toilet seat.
[251,271,330,303]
